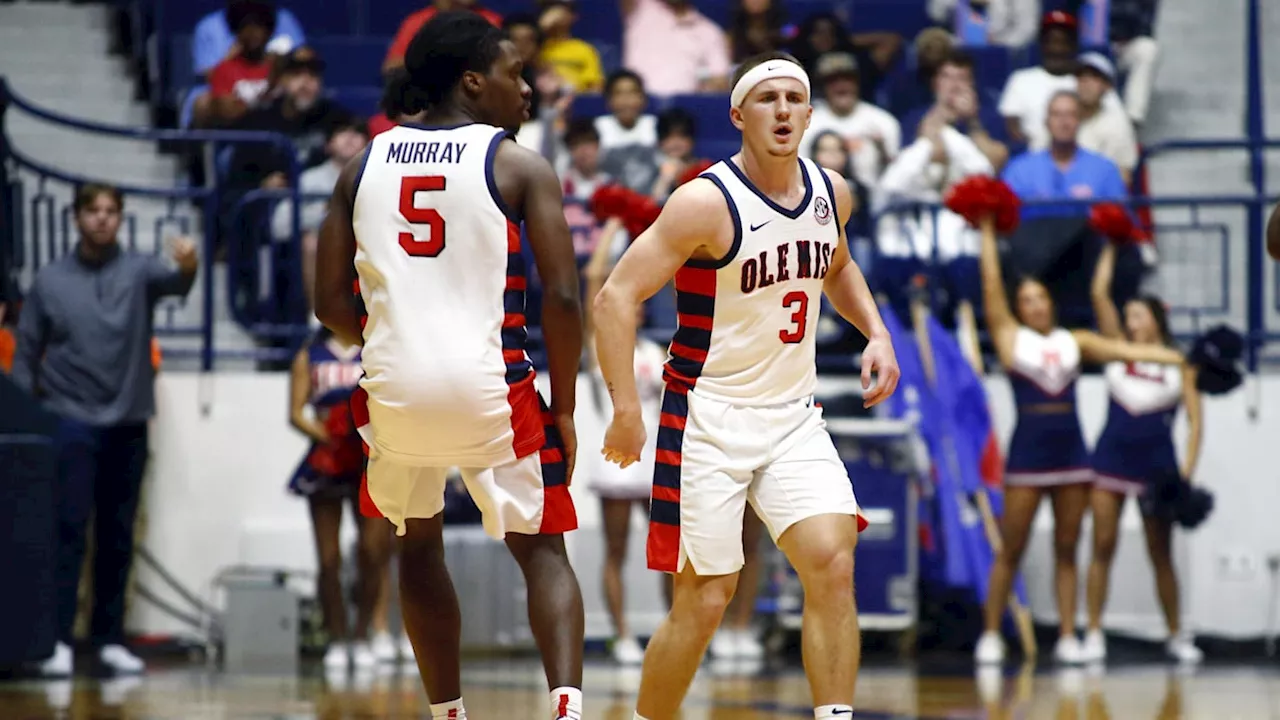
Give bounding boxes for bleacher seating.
[147,0,1087,164]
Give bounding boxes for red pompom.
[590,184,631,224]
[593,183,664,238]
[943,176,1021,235]
[1089,202,1136,244]
[625,196,663,238]
[677,159,715,188]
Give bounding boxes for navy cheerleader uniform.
[1004,327,1094,486]
[1092,361,1182,511]
[289,334,365,498]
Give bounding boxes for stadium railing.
[0,77,309,370]
[3,112,1278,375]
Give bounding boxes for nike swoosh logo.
[750,220,773,232]
[831,711,853,716]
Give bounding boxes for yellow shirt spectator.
[541,37,603,93]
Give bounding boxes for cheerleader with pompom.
[288,328,400,671]
[947,181,1189,666]
[1080,204,1238,665]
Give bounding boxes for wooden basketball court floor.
[4,656,1280,719]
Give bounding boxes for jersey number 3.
[399,175,447,257]
[779,291,808,344]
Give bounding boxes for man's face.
[1076,70,1109,107]
[474,40,532,132]
[1046,94,1081,144]
[659,132,694,162]
[508,24,540,63]
[607,77,646,126]
[731,77,811,158]
[281,69,322,111]
[1041,28,1078,73]
[238,21,270,56]
[933,62,973,106]
[327,128,368,165]
[76,193,122,250]
[569,139,599,174]
[823,75,860,115]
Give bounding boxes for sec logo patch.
[814,196,832,226]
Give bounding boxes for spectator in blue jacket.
[1002,90,1126,220]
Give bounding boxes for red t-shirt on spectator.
[208,55,272,105]
[384,6,503,67]
[368,113,398,138]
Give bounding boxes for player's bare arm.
[595,178,731,467]
[1268,201,1280,261]
[493,139,584,477]
[314,149,368,348]
[818,166,900,408]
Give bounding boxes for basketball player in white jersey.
[313,13,585,720]
[594,52,901,720]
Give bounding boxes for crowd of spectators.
[178,0,1161,341]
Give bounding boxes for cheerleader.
[1081,242,1203,663]
[973,217,1185,665]
[288,328,397,670]
[583,223,766,664]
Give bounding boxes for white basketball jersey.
[351,123,544,468]
[1104,360,1182,415]
[1009,327,1081,397]
[665,158,839,406]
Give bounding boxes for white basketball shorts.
[647,388,867,576]
[358,400,577,539]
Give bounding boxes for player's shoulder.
[664,172,734,220]
[813,163,854,216]
[492,133,557,182]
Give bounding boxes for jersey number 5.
[779,291,808,344]
[398,175,447,257]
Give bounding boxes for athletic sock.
[815,704,854,718]
[550,686,582,719]
[633,714,651,720]
[429,698,466,720]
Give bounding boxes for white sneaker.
[99,644,144,674]
[1167,634,1204,664]
[1080,629,1107,663]
[708,630,736,660]
[351,642,377,670]
[1054,635,1085,665]
[323,642,350,670]
[398,635,416,662]
[612,636,645,665]
[40,642,73,677]
[370,632,398,664]
[735,629,766,660]
[974,631,1005,665]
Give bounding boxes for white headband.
[730,61,812,108]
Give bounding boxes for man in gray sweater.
[11,183,198,676]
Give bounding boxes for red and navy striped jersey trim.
[663,265,716,391]
[647,388,688,572]
[501,222,534,385]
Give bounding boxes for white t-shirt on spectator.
[808,101,902,191]
[876,126,994,260]
[998,66,1123,150]
[1078,105,1139,175]
[595,115,659,152]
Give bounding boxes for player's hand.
[602,408,646,469]
[861,335,901,408]
[554,412,577,486]
[169,237,198,272]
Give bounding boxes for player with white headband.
[594,51,900,719]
